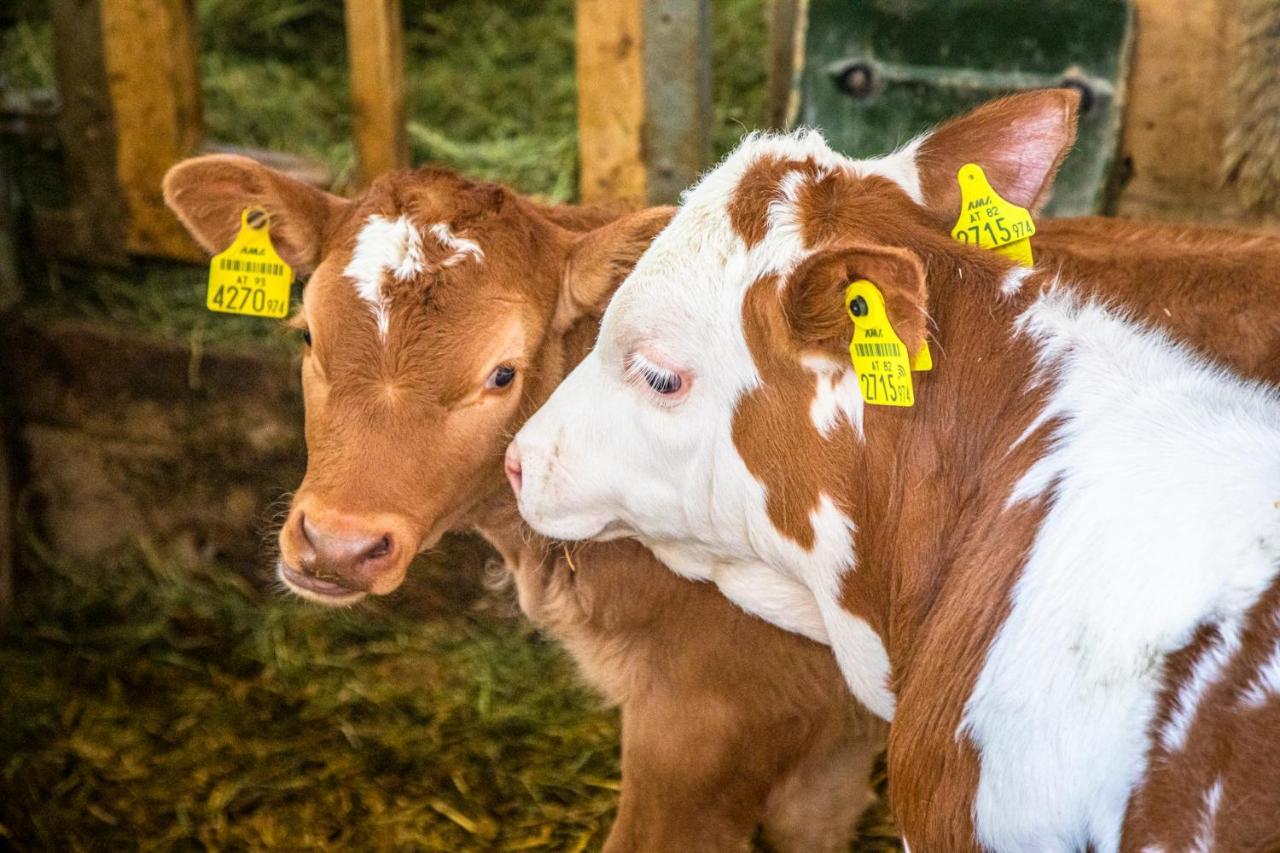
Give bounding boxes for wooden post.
[576,0,711,206]
[98,0,205,259]
[49,0,130,265]
[345,0,409,185]
[643,0,712,203]
[576,0,648,205]
[1114,0,1272,223]
[765,0,803,130]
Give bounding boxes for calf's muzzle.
[277,504,417,602]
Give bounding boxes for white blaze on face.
[512,129,917,716]
[344,215,483,337]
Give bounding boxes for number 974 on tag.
[206,254,292,319]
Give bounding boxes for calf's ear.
[914,88,1080,222]
[163,154,347,275]
[785,243,929,361]
[554,206,675,332]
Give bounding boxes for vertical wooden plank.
[99,0,204,259]
[345,0,409,185]
[765,0,803,129]
[50,0,129,264]
[576,0,648,205]
[1114,0,1247,221]
[643,0,712,204]
[576,0,712,206]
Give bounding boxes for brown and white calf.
[162,157,886,852]
[511,90,1280,851]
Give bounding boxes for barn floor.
[0,540,623,851]
[0,535,899,851]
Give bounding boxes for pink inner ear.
[996,109,1075,207]
[914,89,1081,219]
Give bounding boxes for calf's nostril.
[298,511,315,547]
[363,535,393,563]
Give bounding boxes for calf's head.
[165,157,668,603]
[511,90,1078,574]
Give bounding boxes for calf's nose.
[296,512,398,592]
[504,441,523,495]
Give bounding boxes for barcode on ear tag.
[845,279,916,408]
[207,208,293,318]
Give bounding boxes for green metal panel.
[794,0,1134,215]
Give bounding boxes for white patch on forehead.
[344,215,483,338]
[345,214,424,336]
[428,222,485,268]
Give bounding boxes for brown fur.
[163,157,886,852]
[721,92,1280,848]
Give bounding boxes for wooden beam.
[345,0,409,185]
[642,0,712,203]
[50,0,129,265]
[1114,0,1273,223]
[765,0,803,130]
[576,0,648,205]
[99,0,205,259]
[576,0,712,206]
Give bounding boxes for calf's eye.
[301,328,312,347]
[486,364,517,390]
[642,366,682,395]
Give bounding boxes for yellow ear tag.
[844,279,918,408]
[206,208,293,318]
[950,163,1036,267]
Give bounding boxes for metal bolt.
[836,62,877,100]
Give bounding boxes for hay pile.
[0,544,622,851]
[1,539,898,851]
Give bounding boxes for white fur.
[802,354,863,438]
[963,289,1280,852]
[1190,779,1223,853]
[1240,612,1280,708]
[344,214,425,336]
[428,222,485,268]
[999,265,1035,297]
[344,216,482,337]
[1160,618,1243,752]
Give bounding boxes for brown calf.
[163,158,885,852]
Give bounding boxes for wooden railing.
[44,0,724,265]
